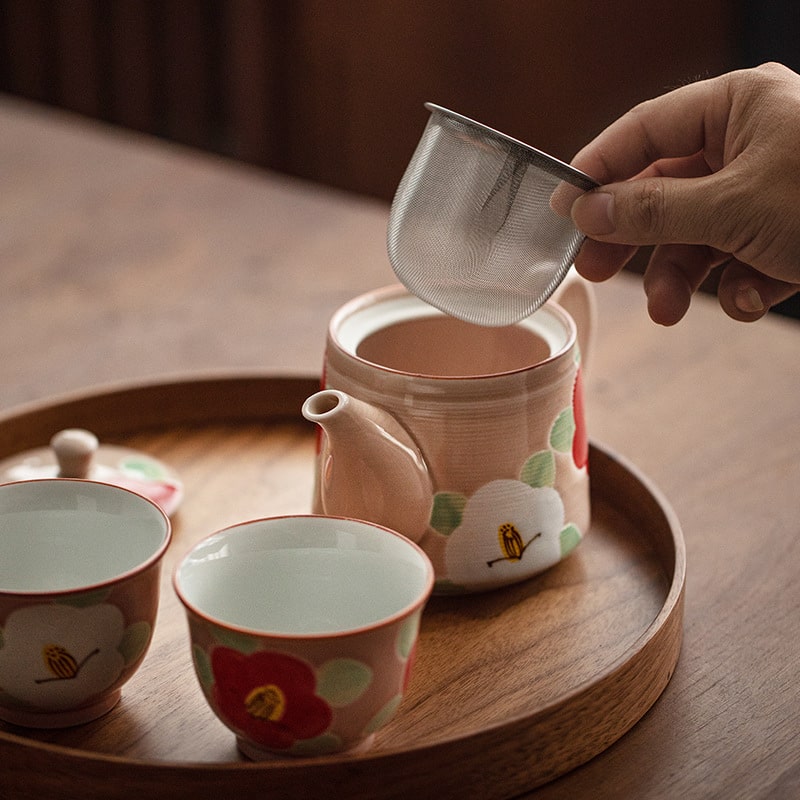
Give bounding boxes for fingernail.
[573,192,616,236]
[735,287,765,313]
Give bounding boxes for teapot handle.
[550,267,596,369]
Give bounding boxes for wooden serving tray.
[0,375,685,799]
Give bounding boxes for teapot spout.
[302,389,432,542]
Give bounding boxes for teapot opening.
[332,288,576,380]
[356,316,551,377]
[303,390,344,419]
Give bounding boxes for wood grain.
[0,376,683,800]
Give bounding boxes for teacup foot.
[237,733,376,761]
[0,689,122,729]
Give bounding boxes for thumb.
[571,176,725,247]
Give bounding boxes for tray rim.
[0,372,686,795]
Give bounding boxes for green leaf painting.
[430,492,467,536]
[397,612,420,660]
[192,645,214,690]
[118,621,151,666]
[550,407,576,453]
[520,450,556,487]
[560,523,582,557]
[316,658,373,707]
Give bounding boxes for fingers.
[578,243,800,324]
[642,244,727,325]
[571,152,710,244]
[635,150,713,181]
[571,173,730,248]
[573,238,638,282]
[568,73,734,251]
[571,151,716,288]
[565,64,800,324]
[717,260,800,321]
[570,73,730,184]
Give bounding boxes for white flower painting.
[444,479,565,590]
[0,604,127,710]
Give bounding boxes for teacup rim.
[328,282,578,381]
[173,513,435,640]
[0,477,172,599]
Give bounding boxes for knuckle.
[752,61,793,83]
[629,178,667,237]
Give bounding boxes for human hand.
[570,62,800,324]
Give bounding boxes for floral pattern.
[571,366,589,470]
[0,603,133,711]
[431,377,588,590]
[195,616,422,755]
[210,647,334,752]
[444,480,565,587]
[398,612,421,694]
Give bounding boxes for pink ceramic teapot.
[302,273,595,594]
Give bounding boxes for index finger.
[570,72,732,184]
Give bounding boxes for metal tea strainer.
[387,103,598,326]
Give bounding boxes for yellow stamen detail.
[43,644,78,679]
[498,522,524,561]
[244,684,286,722]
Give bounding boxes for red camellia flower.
[572,367,589,470]
[211,647,333,750]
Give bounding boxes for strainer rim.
[424,102,599,191]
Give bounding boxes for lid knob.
[51,428,99,478]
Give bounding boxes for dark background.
[1,0,797,317]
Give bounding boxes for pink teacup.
[302,275,594,593]
[174,515,434,758]
[0,479,171,728]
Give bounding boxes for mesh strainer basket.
[387,103,598,326]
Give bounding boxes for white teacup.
[0,479,171,728]
[174,515,434,758]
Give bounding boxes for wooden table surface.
[1,95,798,799]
